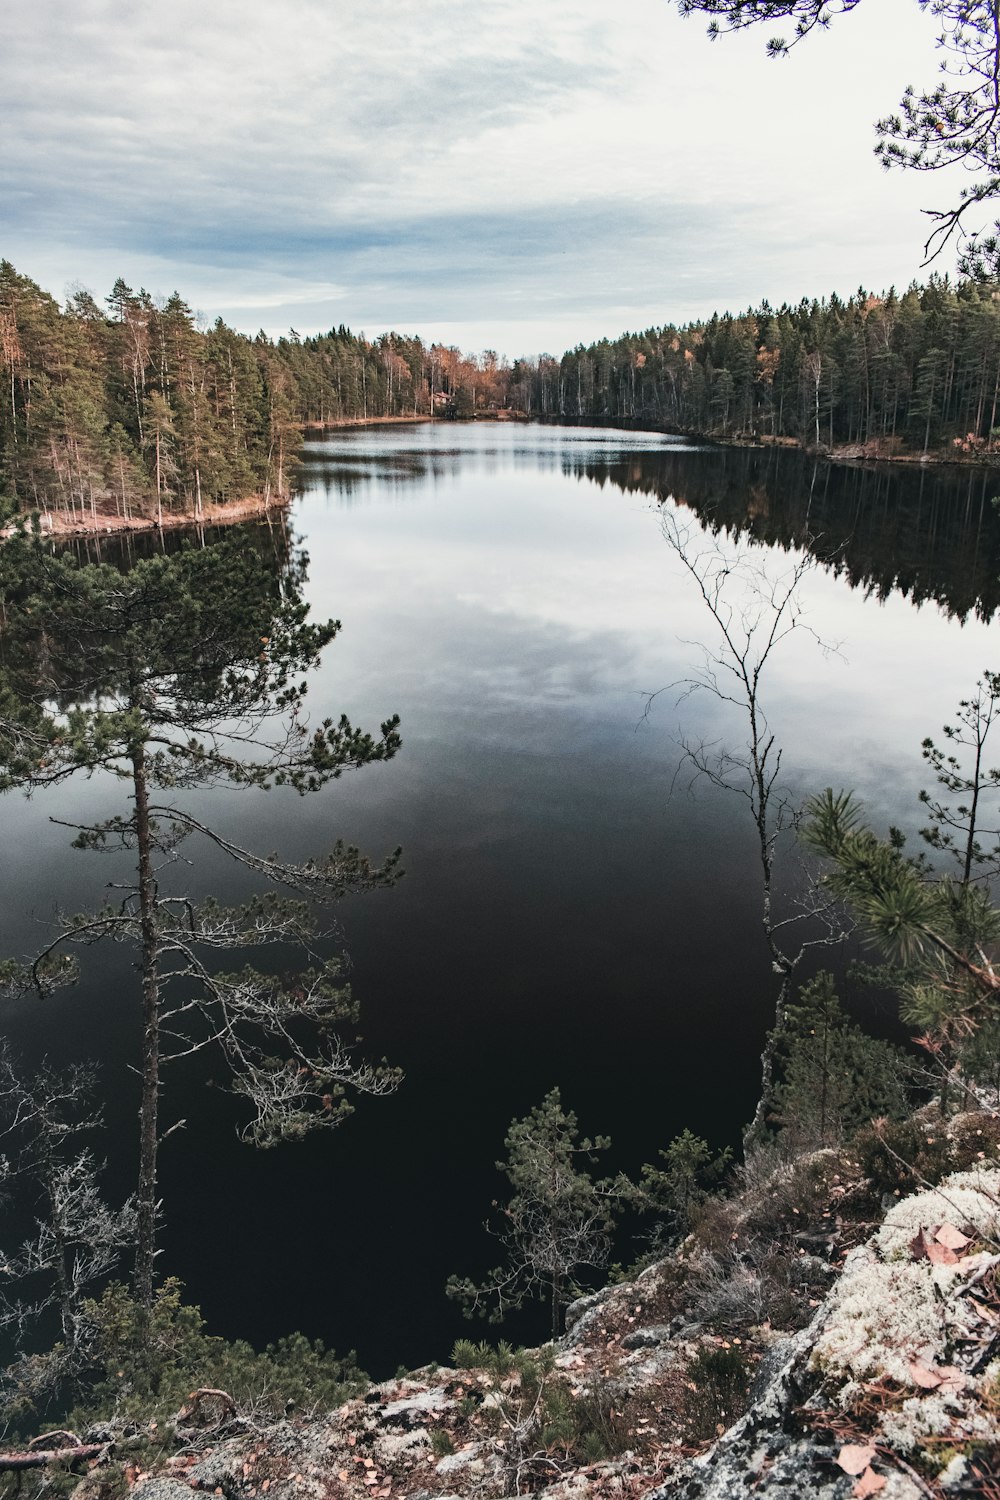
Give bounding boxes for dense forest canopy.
[0,261,511,527]
[515,277,1000,451]
[5,258,1000,527]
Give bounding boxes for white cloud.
[4,0,953,354]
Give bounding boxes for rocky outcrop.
[92,1164,1000,1500]
[653,1167,1000,1500]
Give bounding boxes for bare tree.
[0,1051,135,1422]
[651,512,849,1151]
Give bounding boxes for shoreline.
[8,419,997,545]
[3,491,292,542]
[535,414,1000,468]
[708,432,1000,469]
[303,414,438,430]
[302,412,528,430]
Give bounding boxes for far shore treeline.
[5,257,1000,526]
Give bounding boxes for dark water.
[3,424,1000,1375]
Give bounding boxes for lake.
[3,422,1000,1374]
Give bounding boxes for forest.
[0,260,506,527]
[515,277,1000,451]
[6,258,1000,529]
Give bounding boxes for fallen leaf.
[935,1222,972,1252]
[908,1229,929,1260]
[936,1365,966,1391]
[854,1469,886,1498]
[926,1242,959,1266]
[837,1443,876,1476]
[908,1359,942,1389]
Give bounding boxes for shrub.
[854,1119,956,1196]
[59,1280,366,1433]
[571,1375,636,1458]
[687,1255,772,1332]
[429,1428,454,1457]
[451,1338,484,1370]
[682,1344,750,1442]
[947,1110,1000,1170]
[736,1144,846,1243]
[460,1340,635,1483]
[772,972,912,1147]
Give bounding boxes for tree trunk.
[155,428,163,529]
[132,743,160,1308]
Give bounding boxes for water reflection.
[57,510,297,573]
[564,444,1000,622]
[12,423,1000,1377]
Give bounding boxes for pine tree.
[0,529,402,1306]
[919,672,1000,886]
[626,1128,731,1240]
[772,971,910,1145]
[802,789,1000,1095]
[446,1089,618,1338]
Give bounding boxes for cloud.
[4,0,947,354]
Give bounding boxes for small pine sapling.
[446,1088,619,1338]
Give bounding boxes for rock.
[747,1333,797,1402]
[651,1167,1000,1499]
[185,1418,332,1499]
[563,1283,614,1343]
[84,1164,1000,1500]
[648,1316,827,1499]
[621,1324,673,1349]
[380,1386,453,1426]
[540,1474,593,1498]
[373,1428,430,1463]
[616,1341,682,1390]
[434,1448,484,1477]
[132,1483,199,1500]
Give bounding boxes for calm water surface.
[3,423,1000,1372]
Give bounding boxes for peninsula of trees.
[6,257,1000,531]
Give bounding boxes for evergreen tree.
[803,789,1000,1093]
[0,530,402,1306]
[446,1088,618,1338]
[626,1128,731,1240]
[772,971,910,1145]
[919,671,1000,885]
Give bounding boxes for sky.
[3,0,953,360]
